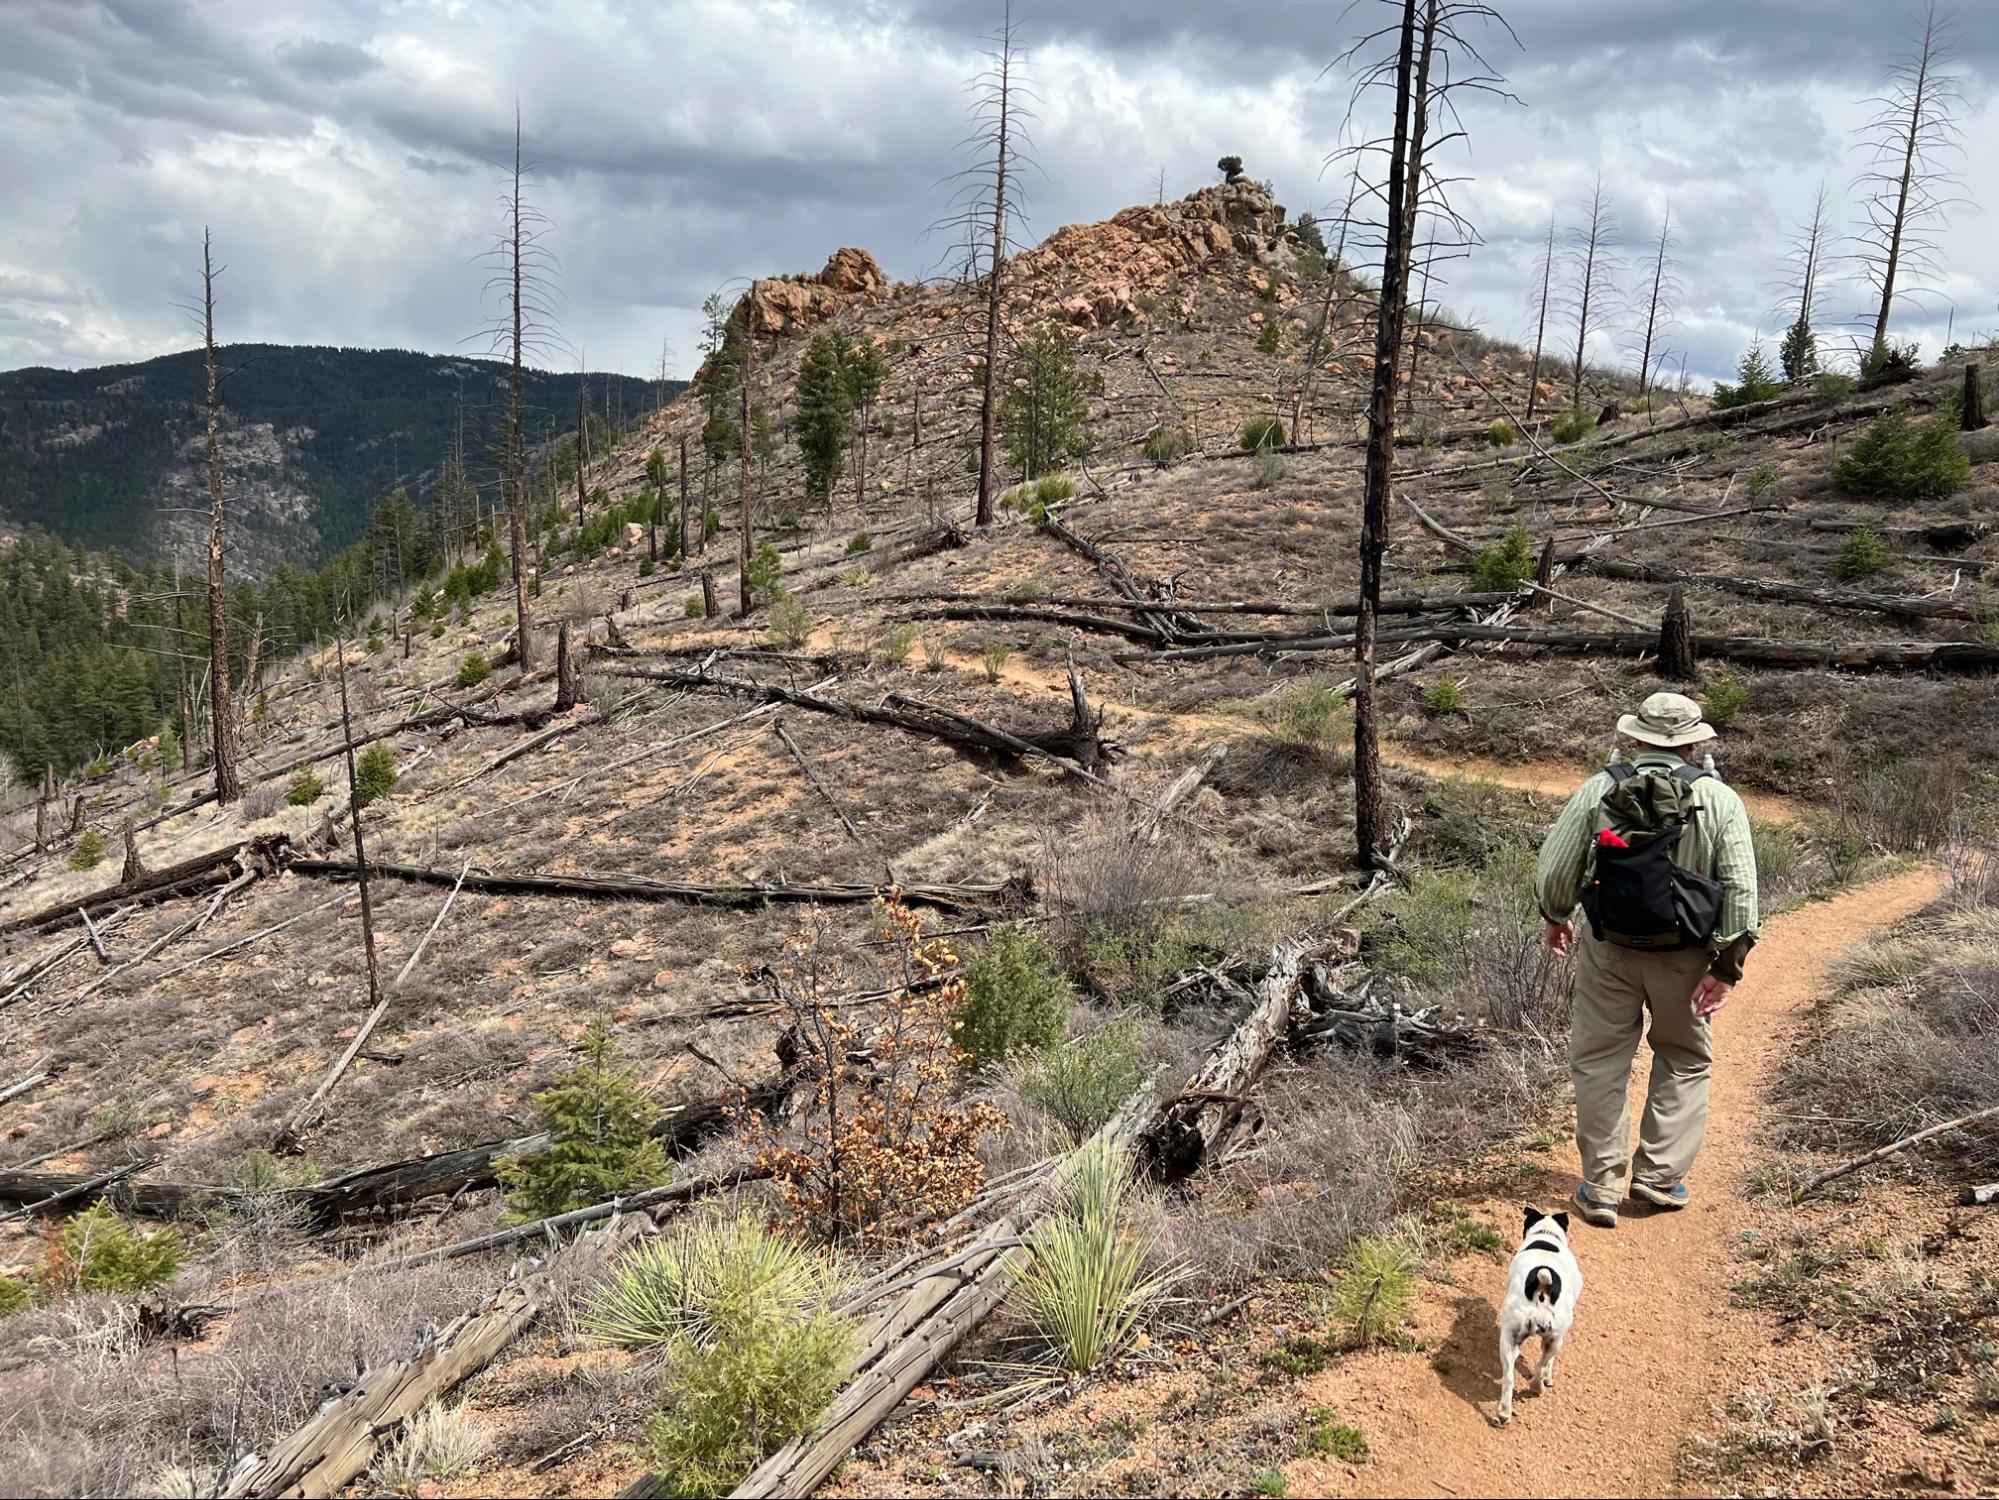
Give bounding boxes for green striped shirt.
[1533,751,1760,950]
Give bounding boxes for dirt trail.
[1286,865,1944,1499]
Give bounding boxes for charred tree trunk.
[505,115,538,669]
[677,434,691,559]
[1658,586,1698,680]
[1525,214,1556,420]
[1964,363,1988,431]
[1353,0,1435,873]
[553,621,579,713]
[120,818,145,884]
[332,642,385,1084]
[972,12,1017,530]
[576,377,589,530]
[201,229,241,805]
[701,569,719,619]
[738,283,756,616]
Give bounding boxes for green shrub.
[1814,371,1856,400]
[1011,1013,1145,1140]
[1240,415,1287,452]
[0,1276,31,1318]
[366,634,386,655]
[1263,680,1350,754]
[766,592,812,649]
[1471,522,1536,592]
[67,829,107,871]
[456,651,492,688]
[877,622,919,667]
[498,1025,669,1221]
[745,542,783,604]
[286,770,325,806]
[1744,461,1781,497]
[1487,419,1517,447]
[845,531,873,555]
[1301,1412,1369,1462]
[639,1217,854,1498]
[430,621,446,638]
[1257,320,1282,354]
[1703,670,1748,729]
[1860,339,1921,381]
[354,743,398,805]
[1013,1140,1183,1378]
[639,557,656,578]
[1376,870,1476,982]
[1331,1235,1418,1347]
[1833,407,1969,501]
[956,924,1073,1071]
[684,595,706,617]
[1254,1472,1289,1498]
[1549,408,1595,444]
[1252,449,1288,490]
[1710,343,1783,410]
[1423,677,1463,715]
[50,1202,183,1295]
[1035,475,1075,506]
[1143,425,1192,467]
[982,640,1012,683]
[583,1213,838,1351]
[1833,527,1889,581]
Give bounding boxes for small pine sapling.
[498,1024,669,1221]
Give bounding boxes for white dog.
[1496,1206,1582,1425]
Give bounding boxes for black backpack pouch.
[1580,819,1724,951]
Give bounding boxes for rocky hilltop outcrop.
[747,248,891,337]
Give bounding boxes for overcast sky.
[3,0,1994,388]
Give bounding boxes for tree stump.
[68,795,86,836]
[1597,400,1622,426]
[1964,363,1989,432]
[701,570,718,619]
[1533,536,1556,612]
[553,622,579,713]
[120,818,146,884]
[1658,585,1697,679]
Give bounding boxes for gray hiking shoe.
[1631,1179,1690,1209]
[1573,1184,1619,1228]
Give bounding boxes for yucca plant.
[369,1401,491,1489]
[1009,1140,1184,1380]
[1331,1235,1418,1347]
[581,1213,838,1351]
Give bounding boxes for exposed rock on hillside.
[749,248,891,337]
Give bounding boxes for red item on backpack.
[1597,828,1629,849]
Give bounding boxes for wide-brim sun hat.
[1616,690,1717,747]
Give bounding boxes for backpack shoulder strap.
[1670,762,1713,786]
[1605,762,1638,785]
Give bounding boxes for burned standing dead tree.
[739,281,758,615]
[934,2,1034,528]
[1658,585,1696,679]
[1778,183,1833,381]
[1524,213,1556,419]
[1567,176,1617,413]
[479,109,564,669]
[1338,0,1516,871]
[198,229,240,805]
[1848,1,1963,364]
[1630,205,1677,398]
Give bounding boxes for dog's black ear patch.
[1522,1205,1541,1235]
[1552,1211,1570,1231]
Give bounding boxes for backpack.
[1578,761,1724,952]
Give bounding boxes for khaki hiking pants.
[1571,932,1713,1197]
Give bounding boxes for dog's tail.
[1527,1266,1563,1307]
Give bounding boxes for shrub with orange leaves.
[734,890,1005,1247]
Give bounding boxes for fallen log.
[1119,621,1999,673]
[222,1222,640,1500]
[0,835,291,938]
[0,1161,222,1223]
[1038,512,1208,642]
[601,665,1108,781]
[773,721,866,844]
[70,868,261,1005]
[1139,938,1308,1182]
[285,855,1027,916]
[1575,556,1983,621]
[306,1074,790,1221]
[875,589,1517,619]
[893,601,1169,645]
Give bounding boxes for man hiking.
[1534,691,1759,1229]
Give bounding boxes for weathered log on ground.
[1792,1102,1999,1202]
[1802,516,1993,549]
[894,601,1170,645]
[223,1219,644,1500]
[877,589,1516,618]
[1139,939,1308,1182]
[0,835,291,937]
[285,854,1027,916]
[1038,512,1209,642]
[1119,621,1999,673]
[602,664,1110,781]
[1575,556,1984,621]
[305,1075,790,1221]
[0,1163,230,1221]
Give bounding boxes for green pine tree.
[796,330,857,510]
[497,1025,669,1220]
[999,325,1101,481]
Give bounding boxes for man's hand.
[1544,920,1575,958]
[1692,973,1734,1018]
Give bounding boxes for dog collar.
[1522,1238,1565,1256]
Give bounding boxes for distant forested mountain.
[0,346,675,571]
